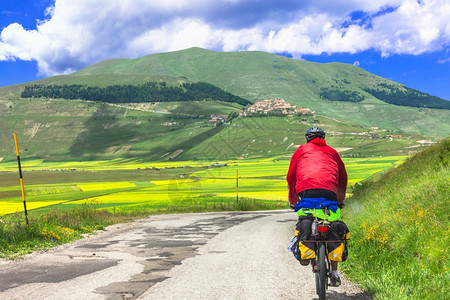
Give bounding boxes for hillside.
[0,95,439,163]
[1,48,449,138]
[0,98,241,162]
[342,138,449,299]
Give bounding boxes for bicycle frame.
[312,218,331,297]
[294,203,346,299]
[306,209,340,300]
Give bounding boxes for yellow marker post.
[236,169,239,204]
[14,133,29,228]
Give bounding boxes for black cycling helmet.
[305,127,325,142]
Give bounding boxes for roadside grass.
[341,138,449,300]
[104,196,287,215]
[0,200,142,259]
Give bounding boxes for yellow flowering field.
[0,156,407,215]
[77,182,137,191]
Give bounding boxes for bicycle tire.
[318,243,327,300]
[315,260,320,295]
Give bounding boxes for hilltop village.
[207,98,314,124]
[239,98,313,116]
[208,98,313,124]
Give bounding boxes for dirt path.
[0,210,371,299]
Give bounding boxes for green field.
[0,156,406,216]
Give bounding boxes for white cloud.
[130,18,223,53]
[371,0,450,56]
[438,57,450,63]
[1,0,449,76]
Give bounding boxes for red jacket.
[287,138,347,205]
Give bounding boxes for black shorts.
[298,188,337,202]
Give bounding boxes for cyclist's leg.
[330,262,341,286]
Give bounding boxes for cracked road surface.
[0,210,371,299]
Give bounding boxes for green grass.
[341,138,449,299]
[0,202,157,258]
[0,200,135,258]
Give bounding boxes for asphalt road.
[0,210,372,300]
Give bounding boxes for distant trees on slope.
[21,82,251,106]
[363,83,450,109]
[319,88,365,102]
[319,83,450,109]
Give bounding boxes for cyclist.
[287,127,348,286]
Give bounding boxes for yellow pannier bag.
[299,241,316,259]
[328,242,345,262]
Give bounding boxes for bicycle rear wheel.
[317,243,327,300]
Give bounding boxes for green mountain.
[2,48,449,135]
[0,48,448,162]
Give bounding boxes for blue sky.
[1,0,449,100]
